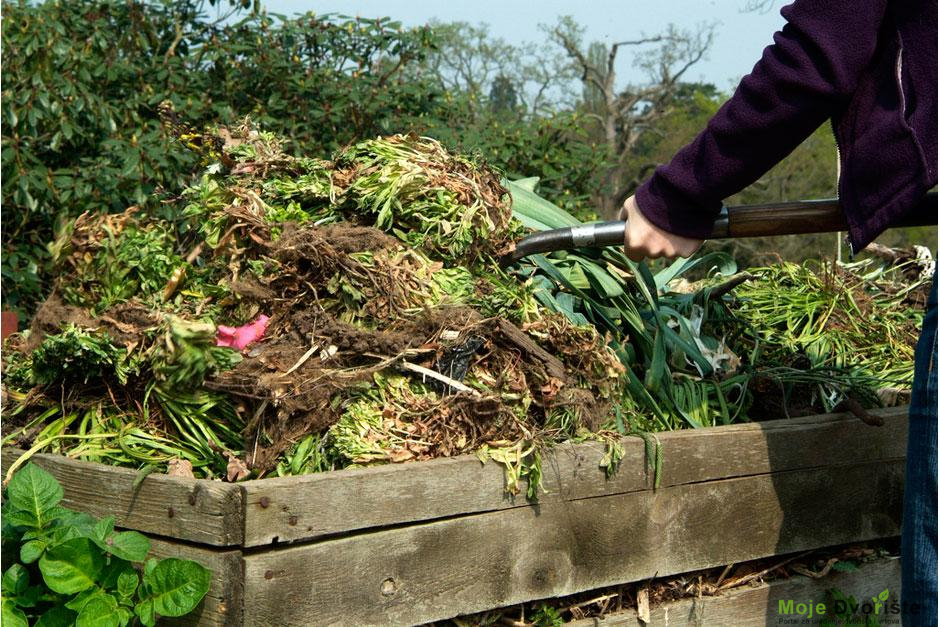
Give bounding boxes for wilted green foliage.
[335,135,524,261]
[6,325,135,388]
[733,260,926,387]
[150,318,242,390]
[2,127,627,488]
[60,222,184,313]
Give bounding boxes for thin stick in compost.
[398,360,481,396]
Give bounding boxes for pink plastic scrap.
[216,314,270,351]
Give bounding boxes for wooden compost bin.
[1,406,908,626]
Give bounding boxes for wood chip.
[225,453,250,482]
[637,584,650,624]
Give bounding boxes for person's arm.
[623,0,888,259]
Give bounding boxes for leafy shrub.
[1,0,438,316]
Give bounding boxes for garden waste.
[2,113,931,494]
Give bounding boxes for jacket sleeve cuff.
[635,175,721,240]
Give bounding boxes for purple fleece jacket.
[636,0,937,252]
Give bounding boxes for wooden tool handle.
[711,192,937,238]
[499,192,937,268]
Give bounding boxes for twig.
[834,396,884,427]
[699,272,756,302]
[791,557,839,579]
[162,241,207,301]
[283,342,321,376]
[184,241,205,264]
[714,563,734,587]
[242,399,270,444]
[564,592,619,614]
[163,20,184,64]
[718,551,811,591]
[399,361,481,397]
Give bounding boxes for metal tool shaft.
[500,192,937,267]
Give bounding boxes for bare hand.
[619,195,704,262]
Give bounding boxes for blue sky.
[254,1,787,89]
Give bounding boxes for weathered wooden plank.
[656,406,907,486]
[241,406,907,546]
[242,459,904,626]
[566,557,901,626]
[1,406,908,549]
[0,450,244,546]
[149,539,244,627]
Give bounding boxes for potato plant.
[1,464,211,627]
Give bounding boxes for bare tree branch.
[552,27,608,94]
[547,18,716,215]
[742,0,777,14]
[418,20,576,119]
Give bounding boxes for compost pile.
[2,117,931,486]
[3,121,628,486]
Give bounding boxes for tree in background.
[488,75,520,115]
[545,13,934,262]
[620,81,722,198]
[419,21,577,117]
[547,16,715,216]
[413,21,607,217]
